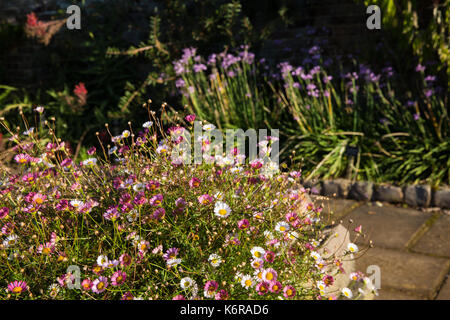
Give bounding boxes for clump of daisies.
[0,105,373,300]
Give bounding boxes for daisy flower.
[264,251,275,263]
[3,234,19,248]
[275,221,290,233]
[310,251,322,261]
[214,192,224,200]
[204,280,218,298]
[143,121,153,128]
[92,276,109,294]
[167,258,182,267]
[317,281,326,292]
[7,281,28,294]
[347,243,359,254]
[81,279,93,291]
[269,281,282,293]
[203,124,216,131]
[240,275,255,290]
[249,256,263,268]
[119,253,132,267]
[163,247,179,261]
[70,200,84,211]
[208,253,222,267]
[256,282,270,295]
[82,158,97,166]
[111,270,126,286]
[133,183,145,192]
[214,201,231,218]
[121,130,131,138]
[341,287,353,299]
[283,285,296,298]
[250,246,266,259]
[180,277,194,290]
[188,177,201,188]
[48,283,60,298]
[215,289,229,300]
[349,272,360,282]
[237,219,249,230]
[198,194,213,205]
[262,268,278,282]
[96,255,109,267]
[14,153,30,164]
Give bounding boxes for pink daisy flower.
[111,270,127,286]
[269,280,282,293]
[256,281,270,295]
[81,279,93,291]
[198,194,213,205]
[189,177,201,188]
[7,281,28,294]
[238,219,250,230]
[283,285,296,298]
[14,153,30,164]
[92,276,109,293]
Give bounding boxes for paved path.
[312,196,450,300]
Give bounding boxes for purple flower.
[239,50,255,64]
[207,54,217,66]
[415,63,426,72]
[424,89,434,98]
[152,207,166,220]
[163,248,179,261]
[193,64,207,73]
[175,78,185,88]
[413,113,420,120]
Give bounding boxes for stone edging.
[301,179,450,209]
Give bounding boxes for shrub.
[0,109,374,300]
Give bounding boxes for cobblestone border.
[301,178,450,209]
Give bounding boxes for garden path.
[312,195,450,300]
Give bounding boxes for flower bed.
[0,111,376,300]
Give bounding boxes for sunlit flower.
[341,287,353,299]
[208,253,222,267]
[283,285,296,298]
[250,246,266,259]
[180,277,194,290]
[241,275,255,289]
[7,281,28,294]
[347,243,359,253]
[214,201,231,218]
[92,276,109,294]
[111,270,126,286]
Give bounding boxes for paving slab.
[436,277,450,300]
[374,288,424,300]
[311,196,359,222]
[354,247,450,299]
[412,215,450,258]
[345,204,431,250]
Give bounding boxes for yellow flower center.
[219,209,227,216]
[12,287,23,293]
[254,252,261,258]
[19,158,27,163]
[245,280,252,287]
[97,282,105,290]
[273,285,279,291]
[42,247,51,255]
[280,226,286,231]
[286,289,293,296]
[266,273,273,281]
[116,276,123,283]
[35,198,43,204]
